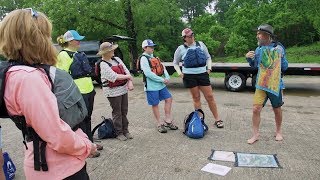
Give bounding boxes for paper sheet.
[201,163,231,176]
[210,150,235,162]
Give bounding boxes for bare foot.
[247,135,259,144]
[275,134,283,141]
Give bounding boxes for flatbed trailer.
[163,62,320,92]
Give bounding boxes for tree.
[176,0,214,23]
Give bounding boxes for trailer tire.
[224,72,246,92]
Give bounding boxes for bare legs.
[247,105,283,144]
[151,97,173,126]
[189,85,220,122]
[247,105,262,144]
[273,107,283,141]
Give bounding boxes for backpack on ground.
[183,41,207,68]
[0,60,88,171]
[61,50,92,79]
[136,55,164,76]
[2,152,16,180]
[95,57,128,88]
[92,116,116,139]
[184,109,208,139]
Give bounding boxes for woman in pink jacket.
[0,9,96,180]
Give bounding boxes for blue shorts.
[146,87,172,106]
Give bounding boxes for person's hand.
[179,73,184,79]
[206,69,212,74]
[164,79,169,84]
[127,80,134,91]
[245,51,255,59]
[90,143,97,155]
[126,75,133,81]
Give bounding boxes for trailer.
[163,62,320,92]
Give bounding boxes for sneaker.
[164,122,178,130]
[95,144,103,151]
[124,133,133,139]
[116,134,127,141]
[157,125,167,133]
[88,151,100,158]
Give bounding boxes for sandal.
[157,125,167,133]
[164,122,178,130]
[214,120,224,128]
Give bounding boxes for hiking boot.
[89,151,100,158]
[116,134,127,141]
[157,125,167,133]
[165,122,178,130]
[124,133,133,139]
[95,144,103,151]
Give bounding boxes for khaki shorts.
[253,89,284,108]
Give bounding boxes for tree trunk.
[122,0,138,70]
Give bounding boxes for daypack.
[184,109,208,139]
[0,60,88,171]
[91,116,116,139]
[2,152,16,180]
[61,50,92,79]
[136,55,164,76]
[95,57,128,88]
[183,41,207,68]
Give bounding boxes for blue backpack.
[183,41,207,68]
[62,50,92,79]
[92,116,117,139]
[184,109,208,139]
[2,152,16,180]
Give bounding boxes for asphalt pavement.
[1,76,320,180]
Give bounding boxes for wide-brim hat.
[97,42,118,56]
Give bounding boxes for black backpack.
[0,60,88,171]
[61,50,92,79]
[92,116,116,139]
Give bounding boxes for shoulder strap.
[60,49,74,58]
[196,41,201,47]
[91,116,106,136]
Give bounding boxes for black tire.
[224,72,246,92]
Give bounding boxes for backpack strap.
[91,117,106,137]
[60,49,75,58]
[183,41,201,49]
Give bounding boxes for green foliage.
[225,33,248,57]
[196,33,220,56]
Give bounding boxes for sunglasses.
[25,8,38,18]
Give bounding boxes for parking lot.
[2,76,320,180]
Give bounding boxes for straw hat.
[97,42,118,56]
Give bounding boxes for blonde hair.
[0,9,57,65]
[57,35,69,48]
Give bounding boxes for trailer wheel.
[224,72,246,92]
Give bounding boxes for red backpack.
[95,57,128,88]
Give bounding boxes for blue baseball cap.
[142,39,157,48]
[63,30,85,41]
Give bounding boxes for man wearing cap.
[173,28,224,128]
[56,30,103,157]
[245,24,288,144]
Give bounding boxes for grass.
[214,42,320,63]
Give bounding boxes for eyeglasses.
[25,8,38,18]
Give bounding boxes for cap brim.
[97,44,118,55]
[74,35,85,41]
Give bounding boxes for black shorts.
[183,72,211,88]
